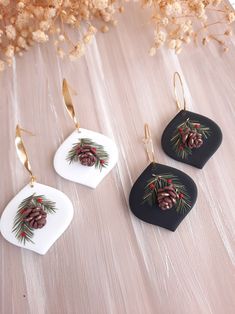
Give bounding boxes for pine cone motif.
[157,185,178,210]
[23,206,47,229]
[181,128,203,149]
[77,145,97,167]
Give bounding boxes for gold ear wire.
[62,79,80,130]
[173,72,186,111]
[143,124,156,163]
[15,125,36,187]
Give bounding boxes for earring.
[0,125,74,255]
[53,79,118,188]
[129,124,197,231]
[161,72,222,169]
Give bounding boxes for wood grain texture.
[1,3,235,314]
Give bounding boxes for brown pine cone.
[23,206,47,229]
[77,145,97,167]
[181,129,203,149]
[157,185,178,210]
[187,130,203,149]
[181,127,191,144]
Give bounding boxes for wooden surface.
[1,3,235,314]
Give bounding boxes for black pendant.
[129,163,197,231]
[161,110,222,169]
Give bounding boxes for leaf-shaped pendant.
[0,183,74,255]
[129,162,197,231]
[54,128,118,188]
[161,110,222,168]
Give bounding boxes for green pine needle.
[170,119,211,159]
[66,138,109,171]
[142,172,191,214]
[12,193,57,245]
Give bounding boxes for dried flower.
[143,0,235,53]
[5,45,14,58]
[5,25,16,40]
[93,0,109,10]
[0,0,122,71]
[69,43,85,60]
[32,30,49,43]
[0,0,234,72]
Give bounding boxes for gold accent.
[15,125,36,187]
[173,72,186,111]
[143,124,156,163]
[62,79,80,130]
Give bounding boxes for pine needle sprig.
[12,193,57,245]
[143,173,191,214]
[171,119,211,159]
[66,138,109,171]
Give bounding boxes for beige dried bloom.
[39,20,52,32]
[0,0,234,71]
[0,0,122,71]
[142,0,235,54]
[17,2,25,9]
[5,25,16,40]
[32,30,49,43]
[154,30,166,46]
[5,45,14,58]
[93,0,109,10]
[69,43,85,60]
[17,36,28,49]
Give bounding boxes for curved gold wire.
[62,79,80,130]
[143,124,156,163]
[173,72,186,111]
[15,125,36,187]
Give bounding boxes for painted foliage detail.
[171,119,210,159]
[66,138,109,171]
[143,173,191,213]
[13,193,57,244]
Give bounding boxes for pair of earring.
[129,72,222,231]
[0,80,118,255]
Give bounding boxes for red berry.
[20,232,26,237]
[167,179,172,184]
[100,160,105,165]
[179,193,184,199]
[149,183,155,190]
[178,127,183,133]
[37,198,43,203]
[195,124,200,128]
[91,147,97,153]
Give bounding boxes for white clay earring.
[0,125,74,255]
[53,79,118,188]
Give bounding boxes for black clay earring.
[161,72,222,169]
[129,124,197,231]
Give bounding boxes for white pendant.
[53,128,118,188]
[0,183,74,255]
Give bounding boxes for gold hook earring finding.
[15,125,36,187]
[62,79,80,130]
[173,72,186,111]
[143,124,156,163]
